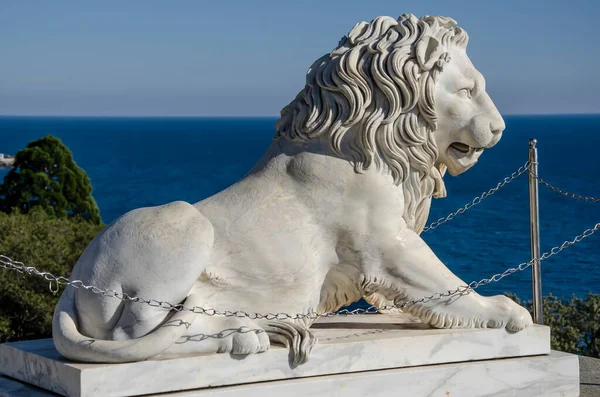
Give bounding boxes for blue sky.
[1,0,598,116]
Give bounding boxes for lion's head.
[275,14,505,231]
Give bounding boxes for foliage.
[0,208,103,342]
[0,135,101,224]
[507,292,600,358]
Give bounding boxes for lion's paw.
[489,295,533,332]
[410,293,534,332]
[217,318,270,355]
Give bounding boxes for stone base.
[0,351,580,397]
[0,314,562,397]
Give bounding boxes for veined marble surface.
[0,351,579,397]
[0,314,550,397]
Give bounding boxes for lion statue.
[53,13,532,366]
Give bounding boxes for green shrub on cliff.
[507,293,600,358]
[0,135,101,225]
[0,208,103,342]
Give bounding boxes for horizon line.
[1,112,600,119]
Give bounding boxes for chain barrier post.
[528,139,543,325]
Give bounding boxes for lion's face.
[433,47,505,176]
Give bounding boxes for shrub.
[508,292,600,358]
[0,208,103,342]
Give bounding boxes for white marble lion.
[53,14,533,365]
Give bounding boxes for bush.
[508,293,600,358]
[0,208,103,342]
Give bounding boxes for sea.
[0,115,598,302]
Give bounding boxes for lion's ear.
[416,35,444,71]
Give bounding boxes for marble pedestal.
[0,314,579,397]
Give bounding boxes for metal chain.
[468,222,599,289]
[422,162,530,232]
[1,220,598,320]
[535,175,600,203]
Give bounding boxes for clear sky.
[1,0,598,116]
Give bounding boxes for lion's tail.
[264,321,317,367]
[52,287,202,363]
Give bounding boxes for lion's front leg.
[364,228,532,331]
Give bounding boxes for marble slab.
[0,351,579,397]
[0,314,551,397]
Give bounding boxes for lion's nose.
[485,132,502,149]
[481,92,505,135]
[490,118,505,135]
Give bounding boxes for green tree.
[0,135,101,224]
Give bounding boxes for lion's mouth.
[449,142,484,159]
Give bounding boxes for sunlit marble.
[3,315,550,397]
[52,13,530,367]
[0,351,579,397]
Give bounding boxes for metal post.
[528,139,543,325]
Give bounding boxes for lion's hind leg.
[160,313,271,357]
[262,321,317,367]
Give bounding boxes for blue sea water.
[0,115,598,302]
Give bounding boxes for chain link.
[1,220,598,320]
[535,175,600,203]
[422,162,530,232]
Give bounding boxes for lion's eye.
[457,88,473,99]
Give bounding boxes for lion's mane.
[275,14,469,232]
